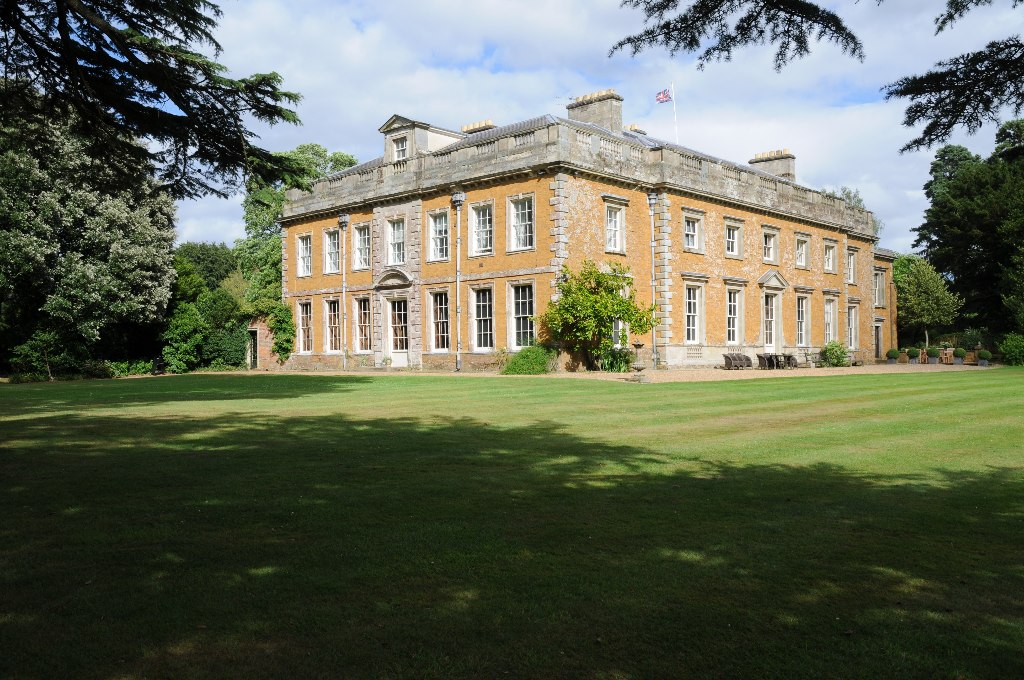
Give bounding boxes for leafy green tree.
[237,143,357,306]
[915,120,1024,333]
[175,242,237,290]
[161,303,209,373]
[612,1,1024,151]
[0,1,305,199]
[0,92,175,373]
[892,255,964,347]
[540,261,656,370]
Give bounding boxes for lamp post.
[338,213,349,370]
[647,191,659,369]
[451,191,466,372]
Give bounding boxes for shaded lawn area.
[1,370,1022,679]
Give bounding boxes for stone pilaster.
[548,172,571,295]
[654,192,673,366]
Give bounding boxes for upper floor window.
[353,225,370,270]
[510,197,534,251]
[874,271,886,306]
[683,214,703,253]
[324,230,340,274]
[824,242,837,273]
[847,250,857,284]
[606,205,624,252]
[762,230,778,263]
[471,204,493,256]
[795,236,809,268]
[393,137,407,161]
[724,221,743,258]
[429,212,449,261]
[389,219,405,265]
[297,235,312,277]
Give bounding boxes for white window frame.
[724,219,744,259]
[296,234,312,278]
[824,241,837,273]
[324,298,341,353]
[353,224,370,270]
[824,297,837,343]
[848,304,859,349]
[472,287,495,351]
[847,249,857,284]
[683,284,705,345]
[296,300,312,353]
[874,271,886,307]
[508,195,535,252]
[324,229,340,274]
[795,235,809,268]
[354,297,372,352]
[762,227,779,264]
[725,288,743,345]
[430,290,450,352]
[429,211,450,262]
[682,211,704,254]
[796,296,809,347]
[389,298,409,352]
[605,203,625,254]
[470,203,494,257]
[611,318,627,348]
[510,283,535,349]
[393,136,407,161]
[388,218,405,265]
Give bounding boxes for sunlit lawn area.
[1,369,1022,679]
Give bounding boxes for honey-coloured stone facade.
[277,90,897,370]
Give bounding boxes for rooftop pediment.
[378,115,425,134]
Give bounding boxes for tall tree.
[892,255,964,346]
[175,241,237,290]
[612,1,1024,151]
[1,1,305,199]
[915,120,1024,332]
[236,143,356,305]
[0,92,176,372]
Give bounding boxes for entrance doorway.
[873,324,883,359]
[388,299,409,368]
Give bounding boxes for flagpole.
[671,82,679,145]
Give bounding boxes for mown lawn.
[1,369,1022,679]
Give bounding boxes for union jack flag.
[655,88,672,103]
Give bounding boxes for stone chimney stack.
[461,119,497,134]
[566,89,623,133]
[749,148,796,182]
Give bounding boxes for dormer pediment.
[378,115,424,134]
[757,270,789,290]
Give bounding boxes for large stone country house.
[252,89,897,370]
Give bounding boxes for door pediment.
[374,268,412,290]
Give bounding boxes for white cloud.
[176,0,1020,255]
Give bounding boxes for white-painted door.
[388,299,409,367]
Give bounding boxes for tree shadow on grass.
[0,374,372,414]
[2,411,1022,679]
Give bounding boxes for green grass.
[1,369,1023,679]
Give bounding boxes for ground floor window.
[432,292,450,351]
[512,284,534,348]
[726,289,740,345]
[356,298,371,351]
[796,296,808,347]
[763,294,776,349]
[824,298,836,344]
[391,299,409,351]
[325,299,341,352]
[475,288,494,350]
[297,301,312,353]
[685,286,701,344]
[848,305,858,349]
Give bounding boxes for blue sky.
[176,0,1020,254]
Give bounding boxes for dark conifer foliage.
[1,0,304,199]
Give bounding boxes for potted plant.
[952,347,967,365]
[926,347,941,364]
[886,348,900,364]
[977,349,992,367]
[905,347,920,364]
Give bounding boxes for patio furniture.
[722,353,739,370]
[756,353,769,369]
[940,348,955,364]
